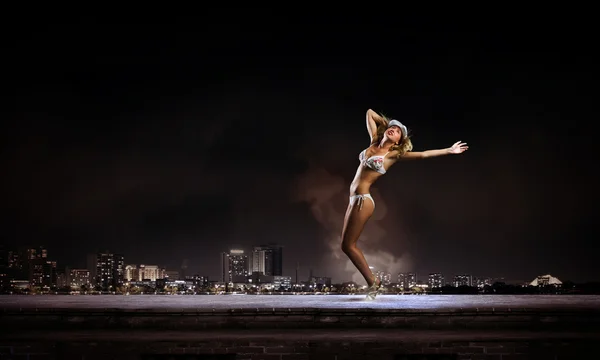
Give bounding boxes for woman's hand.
[449,141,468,154]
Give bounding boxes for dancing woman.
[340,109,468,300]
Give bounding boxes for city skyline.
[4,17,597,285]
[0,244,577,286]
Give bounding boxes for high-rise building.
[96,252,124,291]
[28,259,56,289]
[165,270,179,280]
[125,264,164,282]
[222,249,249,283]
[398,272,417,290]
[252,244,282,276]
[125,265,137,282]
[453,274,472,287]
[69,269,91,290]
[473,277,493,288]
[186,275,209,289]
[138,265,160,281]
[29,258,46,288]
[1,246,55,290]
[180,259,188,280]
[27,247,47,260]
[87,253,98,286]
[6,246,47,282]
[428,273,444,288]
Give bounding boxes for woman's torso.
[349,146,396,195]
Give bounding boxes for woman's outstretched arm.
[400,141,468,160]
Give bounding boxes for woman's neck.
[378,138,394,150]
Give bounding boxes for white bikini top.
[359,149,389,174]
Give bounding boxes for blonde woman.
[341,109,469,300]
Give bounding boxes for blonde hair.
[373,114,413,157]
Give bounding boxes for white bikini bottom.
[349,194,374,211]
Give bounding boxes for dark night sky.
[4,14,598,283]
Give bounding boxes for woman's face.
[385,125,402,144]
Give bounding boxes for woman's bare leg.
[340,197,378,287]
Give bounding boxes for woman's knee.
[341,242,355,255]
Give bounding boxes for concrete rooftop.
[2,294,599,311]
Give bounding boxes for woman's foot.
[365,275,382,301]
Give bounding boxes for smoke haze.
[292,164,414,284]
